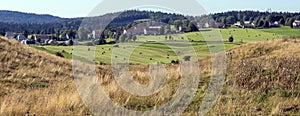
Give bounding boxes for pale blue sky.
[0,0,299,18]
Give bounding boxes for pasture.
[31,27,297,64]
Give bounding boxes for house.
[125,26,145,35]
[243,21,255,28]
[269,21,280,27]
[293,20,300,27]
[21,39,36,45]
[47,39,58,45]
[91,30,103,39]
[234,22,243,28]
[179,26,187,32]
[5,32,15,39]
[144,26,161,35]
[203,23,210,28]
[17,34,27,42]
[216,22,226,28]
[34,34,52,44]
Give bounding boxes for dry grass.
[0,36,300,115]
[0,37,87,115]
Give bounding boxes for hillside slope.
[206,39,300,115]
[0,36,87,115]
[0,10,68,24]
[0,36,299,115]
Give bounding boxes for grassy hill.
[1,36,300,115]
[205,38,300,115]
[0,36,87,115]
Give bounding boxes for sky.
[0,0,299,18]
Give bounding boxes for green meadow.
[31,27,299,64]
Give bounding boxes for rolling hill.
[1,35,299,115]
[0,36,87,115]
[0,10,69,24]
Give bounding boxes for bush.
[171,60,180,64]
[55,52,64,58]
[113,45,119,48]
[228,36,234,42]
[183,56,191,61]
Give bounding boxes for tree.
[209,19,216,28]
[263,20,270,28]
[288,18,295,28]
[183,56,191,61]
[119,34,128,42]
[240,20,245,26]
[78,27,91,40]
[132,35,137,42]
[257,20,264,28]
[23,30,29,38]
[174,20,183,29]
[225,16,236,25]
[187,22,198,32]
[159,26,165,35]
[279,18,285,25]
[69,39,74,46]
[228,36,234,42]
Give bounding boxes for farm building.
[243,21,255,28]
[34,34,52,44]
[5,32,15,39]
[144,26,161,35]
[216,22,226,28]
[179,26,187,32]
[293,20,300,27]
[125,26,145,35]
[269,21,280,27]
[91,30,103,39]
[21,39,36,45]
[17,34,27,42]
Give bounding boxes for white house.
[243,21,255,28]
[293,20,300,27]
[204,23,210,28]
[17,34,27,42]
[5,32,15,39]
[21,39,36,45]
[144,26,161,35]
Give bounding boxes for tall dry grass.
[0,36,300,115]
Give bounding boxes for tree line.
[194,11,300,28]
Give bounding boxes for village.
[4,18,300,46]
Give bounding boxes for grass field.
[2,36,300,115]
[261,26,300,37]
[30,27,299,64]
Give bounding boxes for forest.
[1,10,300,40]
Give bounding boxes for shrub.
[228,36,234,42]
[113,45,119,48]
[171,60,176,64]
[55,52,64,58]
[171,60,180,64]
[183,56,191,61]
